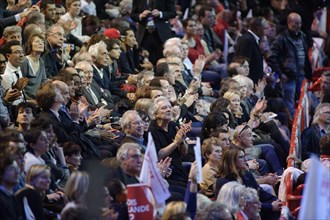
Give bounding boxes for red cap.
[104,28,121,39]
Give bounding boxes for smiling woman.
[15,164,52,220]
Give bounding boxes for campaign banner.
[127,183,154,220]
[298,156,330,220]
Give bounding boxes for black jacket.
[267,29,312,80]
[301,124,322,160]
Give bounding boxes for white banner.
[139,133,171,206]
[298,156,330,220]
[194,137,203,184]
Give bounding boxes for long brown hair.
[218,148,245,179]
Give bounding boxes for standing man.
[235,17,266,84]
[131,0,176,65]
[268,12,312,117]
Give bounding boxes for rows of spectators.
[0,0,330,219]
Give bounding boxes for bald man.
[267,12,312,118]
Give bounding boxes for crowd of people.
[0,0,330,219]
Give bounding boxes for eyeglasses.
[11,50,25,55]
[238,124,250,136]
[131,120,144,126]
[111,47,121,51]
[128,154,141,159]
[49,32,65,38]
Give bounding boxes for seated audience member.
[35,119,69,189]
[120,110,147,153]
[2,26,22,45]
[215,148,281,220]
[0,153,21,220]
[15,102,36,132]
[21,33,48,99]
[62,142,83,173]
[23,129,49,173]
[203,201,232,220]
[35,81,100,158]
[1,40,27,105]
[43,24,66,77]
[89,40,134,111]
[232,124,283,176]
[15,164,55,220]
[200,137,222,198]
[148,97,192,189]
[58,0,90,43]
[113,143,142,185]
[217,182,247,219]
[61,171,89,214]
[106,179,129,220]
[76,60,115,110]
[243,187,262,220]
[301,103,330,160]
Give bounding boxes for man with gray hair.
[3,26,22,45]
[121,110,147,153]
[114,143,142,185]
[75,60,115,110]
[43,24,66,77]
[301,103,330,160]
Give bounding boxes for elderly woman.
[215,148,282,220]
[243,187,262,220]
[21,33,47,99]
[15,164,52,220]
[148,97,191,186]
[217,181,247,219]
[200,137,222,198]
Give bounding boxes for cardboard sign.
[127,183,154,220]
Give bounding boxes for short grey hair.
[152,96,169,116]
[88,41,107,58]
[244,187,258,203]
[116,143,141,165]
[121,110,139,130]
[3,26,22,38]
[217,181,246,215]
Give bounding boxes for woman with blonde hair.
[15,164,52,220]
[162,201,187,220]
[62,171,90,214]
[134,98,153,119]
[223,91,244,124]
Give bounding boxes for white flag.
[298,156,330,220]
[194,137,203,184]
[223,30,229,67]
[139,133,171,206]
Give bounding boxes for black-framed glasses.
[238,124,250,136]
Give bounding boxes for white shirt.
[59,13,90,43]
[1,62,25,105]
[81,0,96,16]
[248,29,260,44]
[93,64,103,79]
[24,152,45,173]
